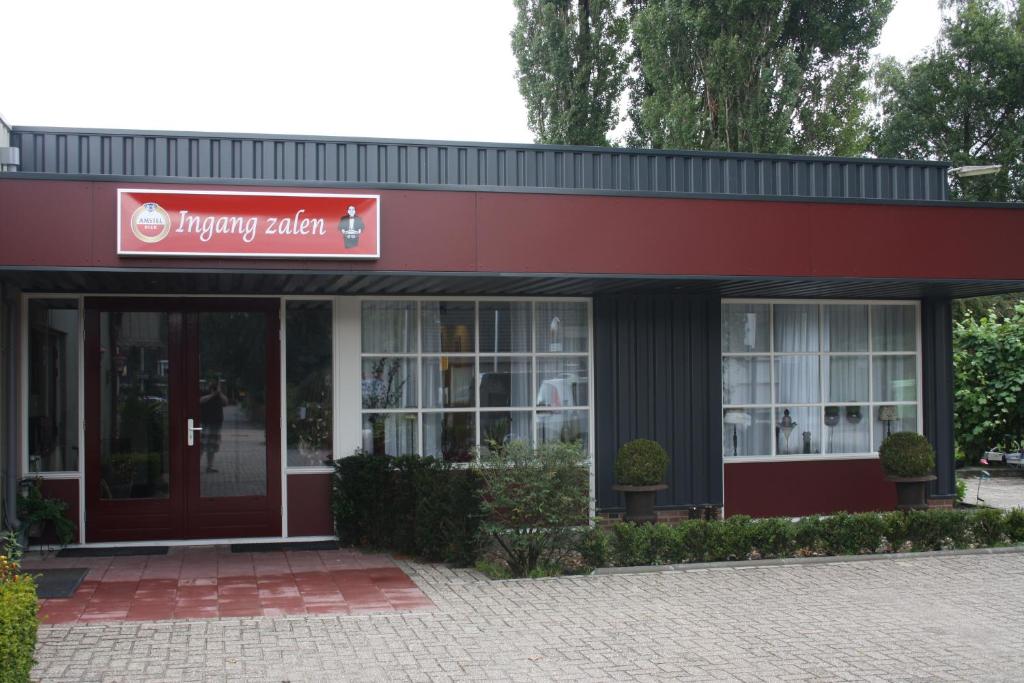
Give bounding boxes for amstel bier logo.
[130,202,171,243]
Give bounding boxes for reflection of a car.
[536,375,586,443]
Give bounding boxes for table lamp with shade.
[878,405,899,439]
[724,409,751,457]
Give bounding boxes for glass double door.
[84,299,281,542]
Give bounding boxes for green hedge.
[585,508,1024,569]
[332,452,484,566]
[0,576,38,683]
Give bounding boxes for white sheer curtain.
[362,301,416,353]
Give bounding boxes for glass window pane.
[28,300,81,473]
[535,302,587,353]
[537,410,589,451]
[423,412,475,462]
[480,411,533,451]
[98,311,169,498]
[774,304,819,352]
[362,413,418,457]
[872,356,917,402]
[823,305,868,352]
[823,356,869,403]
[479,302,532,353]
[774,356,820,404]
[422,357,476,408]
[198,311,268,498]
[362,357,417,409]
[824,405,870,454]
[722,356,771,405]
[775,406,821,456]
[286,302,333,468]
[362,301,417,354]
[479,357,532,407]
[723,408,772,457]
[536,356,589,407]
[421,302,475,353]
[722,303,770,353]
[872,305,916,352]
[873,405,918,451]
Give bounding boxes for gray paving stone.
[30,552,1024,681]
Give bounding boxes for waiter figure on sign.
[338,205,364,248]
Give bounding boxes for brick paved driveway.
[33,552,1024,681]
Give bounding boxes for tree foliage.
[873,0,1024,201]
[953,304,1024,460]
[511,0,630,145]
[625,0,892,153]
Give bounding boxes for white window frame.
[354,296,595,466]
[721,298,923,463]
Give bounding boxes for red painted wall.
[287,474,333,537]
[724,459,897,517]
[36,479,80,544]
[1,177,1023,281]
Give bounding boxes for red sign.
[117,189,380,259]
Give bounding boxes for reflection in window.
[286,301,333,468]
[359,300,591,460]
[28,299,81,473]
[722,301,919,458]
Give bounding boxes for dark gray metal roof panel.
[10,126,950,202]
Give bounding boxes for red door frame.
[84,297,281,542]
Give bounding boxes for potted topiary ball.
[878,432,937,511]
[612,439,669,523]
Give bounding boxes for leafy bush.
[16,478,75,546]
[614,439,669,486]
[609,523,650,567]
[878,432,936,478]
[970,507,1007,546]
[705,515,752,562]
[954,306,1024,462]
[477,440,589,577]
[1,537,39,683]
[792,516,824,554]
[332,451,484,565]
[820,513,885,555]
[1005,508,1024,543]
[881,511,911,552]
[575,526,610,569]
[676,520,713,562]
[748,517,794,558]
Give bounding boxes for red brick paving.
[23,546,434,624]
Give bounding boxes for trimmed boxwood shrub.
[0,570,38,683]
[592,508,1023,570]
[878,432,936,478]
[614,439,669,486]
[332,451,484,565]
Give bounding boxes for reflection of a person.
[200,378,227,473]
[338,205,364,248]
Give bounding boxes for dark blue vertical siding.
[921,298,956,498]
[594,293,723,511]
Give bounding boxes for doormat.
[230,541,339,553]
[32,568,89,598]
[56,546,169,558]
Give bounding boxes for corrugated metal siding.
[593,293,723,511]
[922,298,956,498]
[10,127,950,201]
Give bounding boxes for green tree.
[511,0,630,145]
[626,0,892,154]
[873,0,1024,201]
[953,304,1024,461]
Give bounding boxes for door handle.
[187,418,203,447]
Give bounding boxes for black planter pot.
[886,474,938,511]
[612,484,668,523]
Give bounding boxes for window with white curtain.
[721,301,920,459]
[360,299,591,462]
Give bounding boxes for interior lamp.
[724,410,751,457]
[878,405,899,438]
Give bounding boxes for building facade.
[1,122,1022,545]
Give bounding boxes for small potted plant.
[612,439,669,523]
[16,478,76,546]
[878,432,937,511]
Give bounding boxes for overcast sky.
[2,0,944,144]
